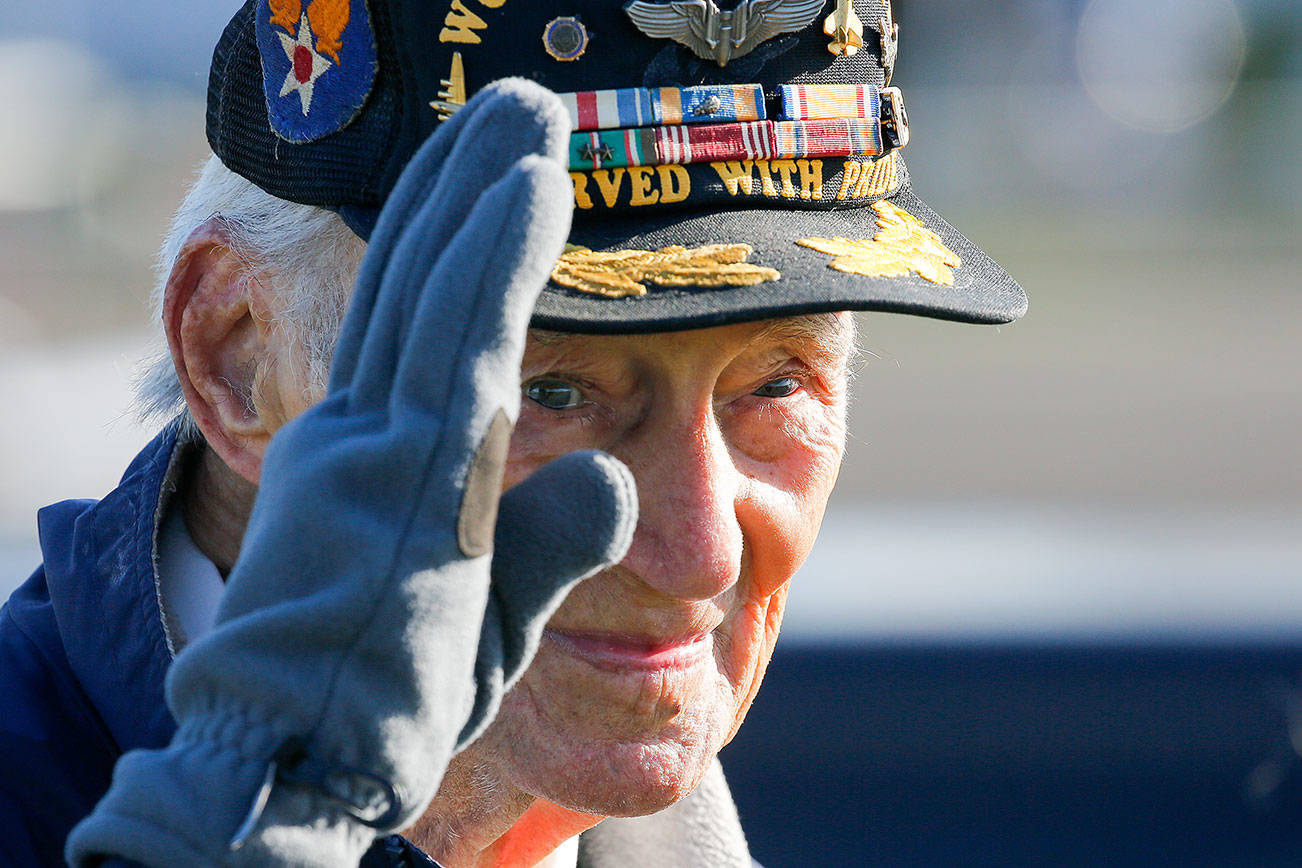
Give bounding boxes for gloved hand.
[67,79,637,867]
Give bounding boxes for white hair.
[134,154,366,428]
[136,156,864,434]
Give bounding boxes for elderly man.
[0,1,1024,866]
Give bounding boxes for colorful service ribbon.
[560,84,766,131]
[771,118,882,159]
[569,118,882,170]
[562,88,657,132]
[656,120,776,164]
[776,84,881,121]
[561,81,896,171]
[570,128,657,170]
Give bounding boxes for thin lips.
[547,628,711,653]
[545,628,713,671]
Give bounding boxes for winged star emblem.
[624,0,827,67]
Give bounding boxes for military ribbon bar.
[656,84,766,126]
[776,84,881,121]
[570,129,657,169]
[561,84,766,131]
[772,118,882,158]
[571,122,774,170]
[561,88,658,132]
[656,121,775,164]
[569,118,890,170]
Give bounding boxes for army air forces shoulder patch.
[255,0,378,143]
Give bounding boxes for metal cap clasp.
[880,86,910,152]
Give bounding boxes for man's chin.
[523,739,712,818]
[477,701,720,818]
[468,638,746,817]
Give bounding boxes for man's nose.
[616,405,744,602]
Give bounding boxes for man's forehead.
[527,312,854,358]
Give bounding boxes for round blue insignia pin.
[543,17,590,62]
[255,0,378,143]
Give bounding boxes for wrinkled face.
[474,315,851,817]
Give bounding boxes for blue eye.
[525,379,585,411]
[753,376,800,398]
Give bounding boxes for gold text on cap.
[553,243,781,297]
[439,0,488,44]
[429,51,466,120]
[824,0,864,57]
[623,0,825,67]
[797,201,961,286]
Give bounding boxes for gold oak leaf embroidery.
[552,243,781,298]
[797,201,962,286]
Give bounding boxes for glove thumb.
[491,449,638,674]
[456,451,637,748]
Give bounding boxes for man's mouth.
[543,629,713,673]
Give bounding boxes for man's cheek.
[503,431,566,490]
[720,583,790,745]
[504,405,610,489]
[735,480,825,600]
[727,396,845,469]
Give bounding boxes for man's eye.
[752,376,800,399]
[524,379,585,411]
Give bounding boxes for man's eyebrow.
[527,328,582,347]
[752,313,856,360]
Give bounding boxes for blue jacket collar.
[37,423,185,753]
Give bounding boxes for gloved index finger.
[328,83,478,394]
[343,80,572,412]
[391,154,572,421]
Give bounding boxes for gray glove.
[67,79,637,867]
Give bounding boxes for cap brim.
[339,182,1027,334]
[536,183,1026,333]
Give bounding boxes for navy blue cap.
[207,0,1026,332]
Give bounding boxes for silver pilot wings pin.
[623,0,827,67]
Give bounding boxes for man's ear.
[164,218,277,484]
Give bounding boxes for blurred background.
[1,0,1299,864]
